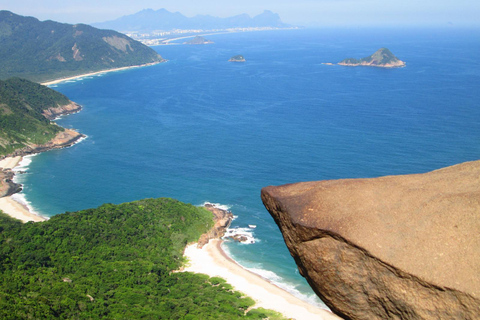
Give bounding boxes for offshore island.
[229,55,246,62]
[338,48,406,68]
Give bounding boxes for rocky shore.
[3,129,85,160]
[0,168,22,198]
[42,102,82,120]
[197,203,234,248]
[262,160,480,319]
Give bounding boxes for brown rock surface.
[42,102,82,120]
[197,204,233,248]
[261,161,480,319]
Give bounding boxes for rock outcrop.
[0,169,22,198]
[42,102,82,120]
[7,129,85,158]
[197,204,233,248]
[261,161,480,319]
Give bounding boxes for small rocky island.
[338,48,405,68]
[184,36,214,45]
[228,55,246,62]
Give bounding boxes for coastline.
[184,239,342,320]
[0,156,47,222]
[41,61,163,86]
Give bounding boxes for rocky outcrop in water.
[261,161,480,319]
[197,204,233,248]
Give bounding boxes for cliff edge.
[261,161,480,319]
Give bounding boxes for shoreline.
[184,239,342,320]
[41,61,163,86]
[0,156,47,222]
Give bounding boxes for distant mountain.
[92,8,291,32]
[338,48,406,68]
[0,11,165,82]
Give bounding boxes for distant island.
[338,48,406,68]
[0,11,165,82]
[184,36,214,45]
[229,55,246,62]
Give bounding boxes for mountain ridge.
[92,8,291,32]
[0,11,165,82]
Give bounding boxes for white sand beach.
[184,239,341,320]
[0,156,47,223]
[41,62,162,86]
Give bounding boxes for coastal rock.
[338,48,405,68]
[42,102,82,120]
[261,161,480,319]
[197,204,234,248]
[0,169,22,198]
[7,129,85,158]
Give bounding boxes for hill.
[0,78,83,157]
[93,8,291,33]
[184,35,214,45]
[0,11,165,82]
[338,48,406,68]
[0,198,284,319]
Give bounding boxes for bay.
[16,27,480,306]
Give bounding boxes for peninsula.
[338,48,405,68]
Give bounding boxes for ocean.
[13,27,480,307]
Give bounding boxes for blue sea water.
[15,28,480,306]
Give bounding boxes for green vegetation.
[359,48,398,65]
[0,77,70,156]
[0,11,165,82]
[339,48,404,67]
[0,198,285,319]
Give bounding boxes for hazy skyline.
[1,0,479,27]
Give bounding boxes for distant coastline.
[41,61,164,86]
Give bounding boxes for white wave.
[245,266,326,309]
[199,201,232,211]
[13,154,37,173]
[223,226,258,244]
[10,193,48,220]
[221,243,327,308]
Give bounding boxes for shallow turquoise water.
[15,27,480,306]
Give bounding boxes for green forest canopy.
[0,77,71,156]
[0,198,285,319]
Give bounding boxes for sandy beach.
[0,156,47,223]
[184,239,341,320]
[41,62,162,86]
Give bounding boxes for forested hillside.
[0,198,283,319]
[0,78,72,156]
[0,11,165,82]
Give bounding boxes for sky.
[1,0,479,28]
